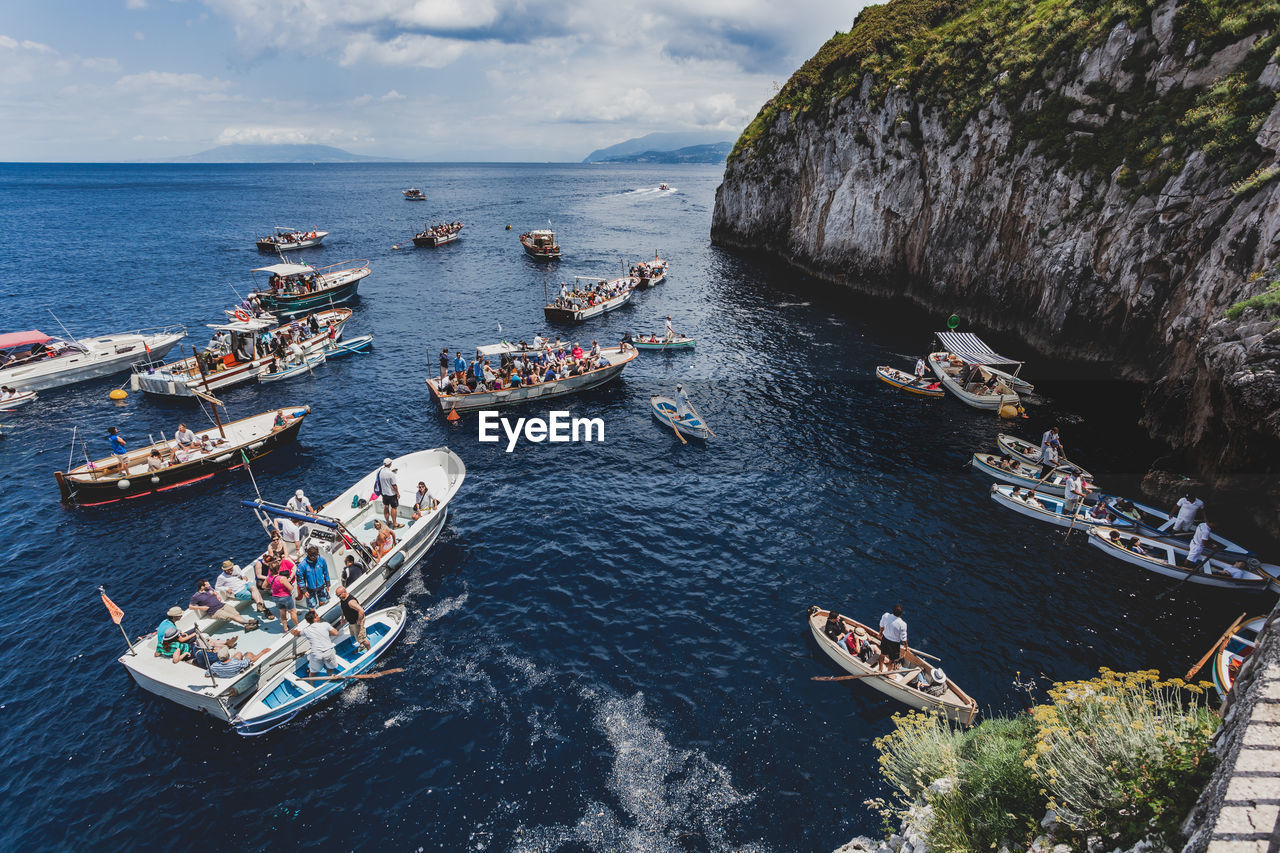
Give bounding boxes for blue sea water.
[0,162,1269,851]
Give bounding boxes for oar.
[1157,557,1205,601]
[1063,500,1084,538]
[666,411,687,445]
[812,670,903,682]
[1185,612,1247,681]
[298,667,404,683]
[686,401,715,438]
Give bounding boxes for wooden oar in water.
[686,400,715,437]
[667,415,687,445]
[812,670,906,683]
[1185,612,1247,681]
[298,667,404,683]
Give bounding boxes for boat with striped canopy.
[934,332,1034,392]
[876,365,944,397]
[807,607,977,725]
[232,605,407,736]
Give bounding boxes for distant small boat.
[233,605,408,736]
[658,183,670,190]
[631,256,668,288]
[403,188,426,200]
[651,395,711,441]
[412,222,463,247]
[257,351,325,383]
[323,334,373,359]
[256,227,327,251]
[521,229,560,260]
[0,390,37,411]
[630,335,694,350]
[876,365,944,397]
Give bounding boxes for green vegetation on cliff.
[732,0,1279,188]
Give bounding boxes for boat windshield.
[0,336,83,366]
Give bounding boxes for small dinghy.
[1100,495,1259,558]
[257,351,325,383]
[989,484,1136,531]
[996,433,1089,473]
[323,334,373,360]
[651,395,711,441]
[876,365,944,397]
[233,605,407,735]
[630,335,694,351]
[807,607,977,725]
[970,452,1093,497]
[1211,615,1266,701]
[0,390,37,411]
[1086,527,1278,593]
[403,188,426,200]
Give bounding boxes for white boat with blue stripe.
[232,605,406,735]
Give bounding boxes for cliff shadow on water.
[714,0,1280,536]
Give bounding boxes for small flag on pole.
[101,590,124,624]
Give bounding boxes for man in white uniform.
[1063,472,1089,515]
[1171,493,1205,534]
[291,610,340,676]
[287,489,314,515]
[878,605,908,671]
[1186,520,1213,567]
[276,516,302,559]
[377,457,401,529]
[664,316,675,341]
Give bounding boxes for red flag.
[101,591,124,625]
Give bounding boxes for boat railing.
[135,323,188,340]
[315,259,370,275]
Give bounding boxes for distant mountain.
[165,143,396,163]
[593,142,733,164]
[582,132,734,163]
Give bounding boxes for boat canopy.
[528,230,554,238]
[240,499,339,529]
[208,317,276,332]
[476,342,536,358]
[252,263,314,276]
[935,331,1022,366]
[0,331,52,349]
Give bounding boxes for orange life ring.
[234,309,251,321]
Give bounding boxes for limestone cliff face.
[714,0,1280,521]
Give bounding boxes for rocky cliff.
[714,0,1280,524]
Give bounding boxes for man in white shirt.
[1171,493,1205,533]
[276,516,302,559]
[377,458,401,529]
[291,610,340,676]
[878,605,908,671]
[533,334,544,350]
[287,489,314,515]
[1039,426,1061,459]
[664,316,675,341]
[1063,472,1089,515]
[214,559,272,618]
[1186,520,1213,567]
[174,423,197,449]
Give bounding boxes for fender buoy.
[234,309,251,322]
[108,389,128,400]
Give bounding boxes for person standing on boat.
[878,605,908,671]
[665,316,675,341]
[676,384,691,413]
[1171,492,1206,534]
[291,610,341,677]
[1039,426,1062,460]
[298,544,331,608]
[335,586,370,652]
[1038,443,1060,478]
[377,458,401,529]
[287,489,314,515]
[275,516,303,559]
[1185,520,1214,567]
[438,347,451,381]
[1063,471,1089,516]
[107,427,127,474]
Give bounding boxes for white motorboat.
[131,308,349,397]
[807,607,977,725]
[544,275,637,322]
[427,341,638,413]
[118,447,466,720]
[0,326,185,393]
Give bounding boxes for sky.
[0,0,869,162]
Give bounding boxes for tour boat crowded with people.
[255,227,328,251]
[118,447,466,720]
[412,222,463,247]
[55,406,310,506]
[246,259,370,317]
[0,326,186,392]
[130,308,350,397]
[544,275,637,323]
[521,229,560,260]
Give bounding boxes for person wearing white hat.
[918,667,949,697]
[287,488,314,515]
[675,384,691,418]
[376,458,401,529]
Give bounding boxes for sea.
[0,162,1268,851]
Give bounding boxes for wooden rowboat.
[233,605,407,735]
[1086,527,1278,593]
[969,453,1093,497]
[1211,615,1266,701]
[996,433,1090,475]
[807,607,977,725]
[0,390,37,411]
[876,365,944,398]
[257,351,325,383]
[1100,495,1258,557]
[989,484,1136,531]
[323,334,373,360]
[631,336,694,350]
[651,395,711,440]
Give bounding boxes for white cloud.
[352,89,407,105]
[115,70,229,94]
[126,0,148,9]
[214,126,369,145]
[339,32,471,68]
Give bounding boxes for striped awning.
[935,332,1021,366]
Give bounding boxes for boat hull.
[0,391,37,410]
[544,288,633,323]
[1,330,185,393]
[989,485,1132,531]
[876,366,944,397]
[928,352,1019,410]
[412,232,461,247]
[631,337,694,350]
[1086,528,1276,592]
[323,335,373,359]
[650,396,709,440]
[55,411,307,506]
[256,272,367,318]
[1213,616,1266,701]
[257,352,326,383]
[970,453,1085,497]
[257,237,325,251]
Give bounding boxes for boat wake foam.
[510,689,762,853]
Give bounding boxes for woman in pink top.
[268,563,299,629]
